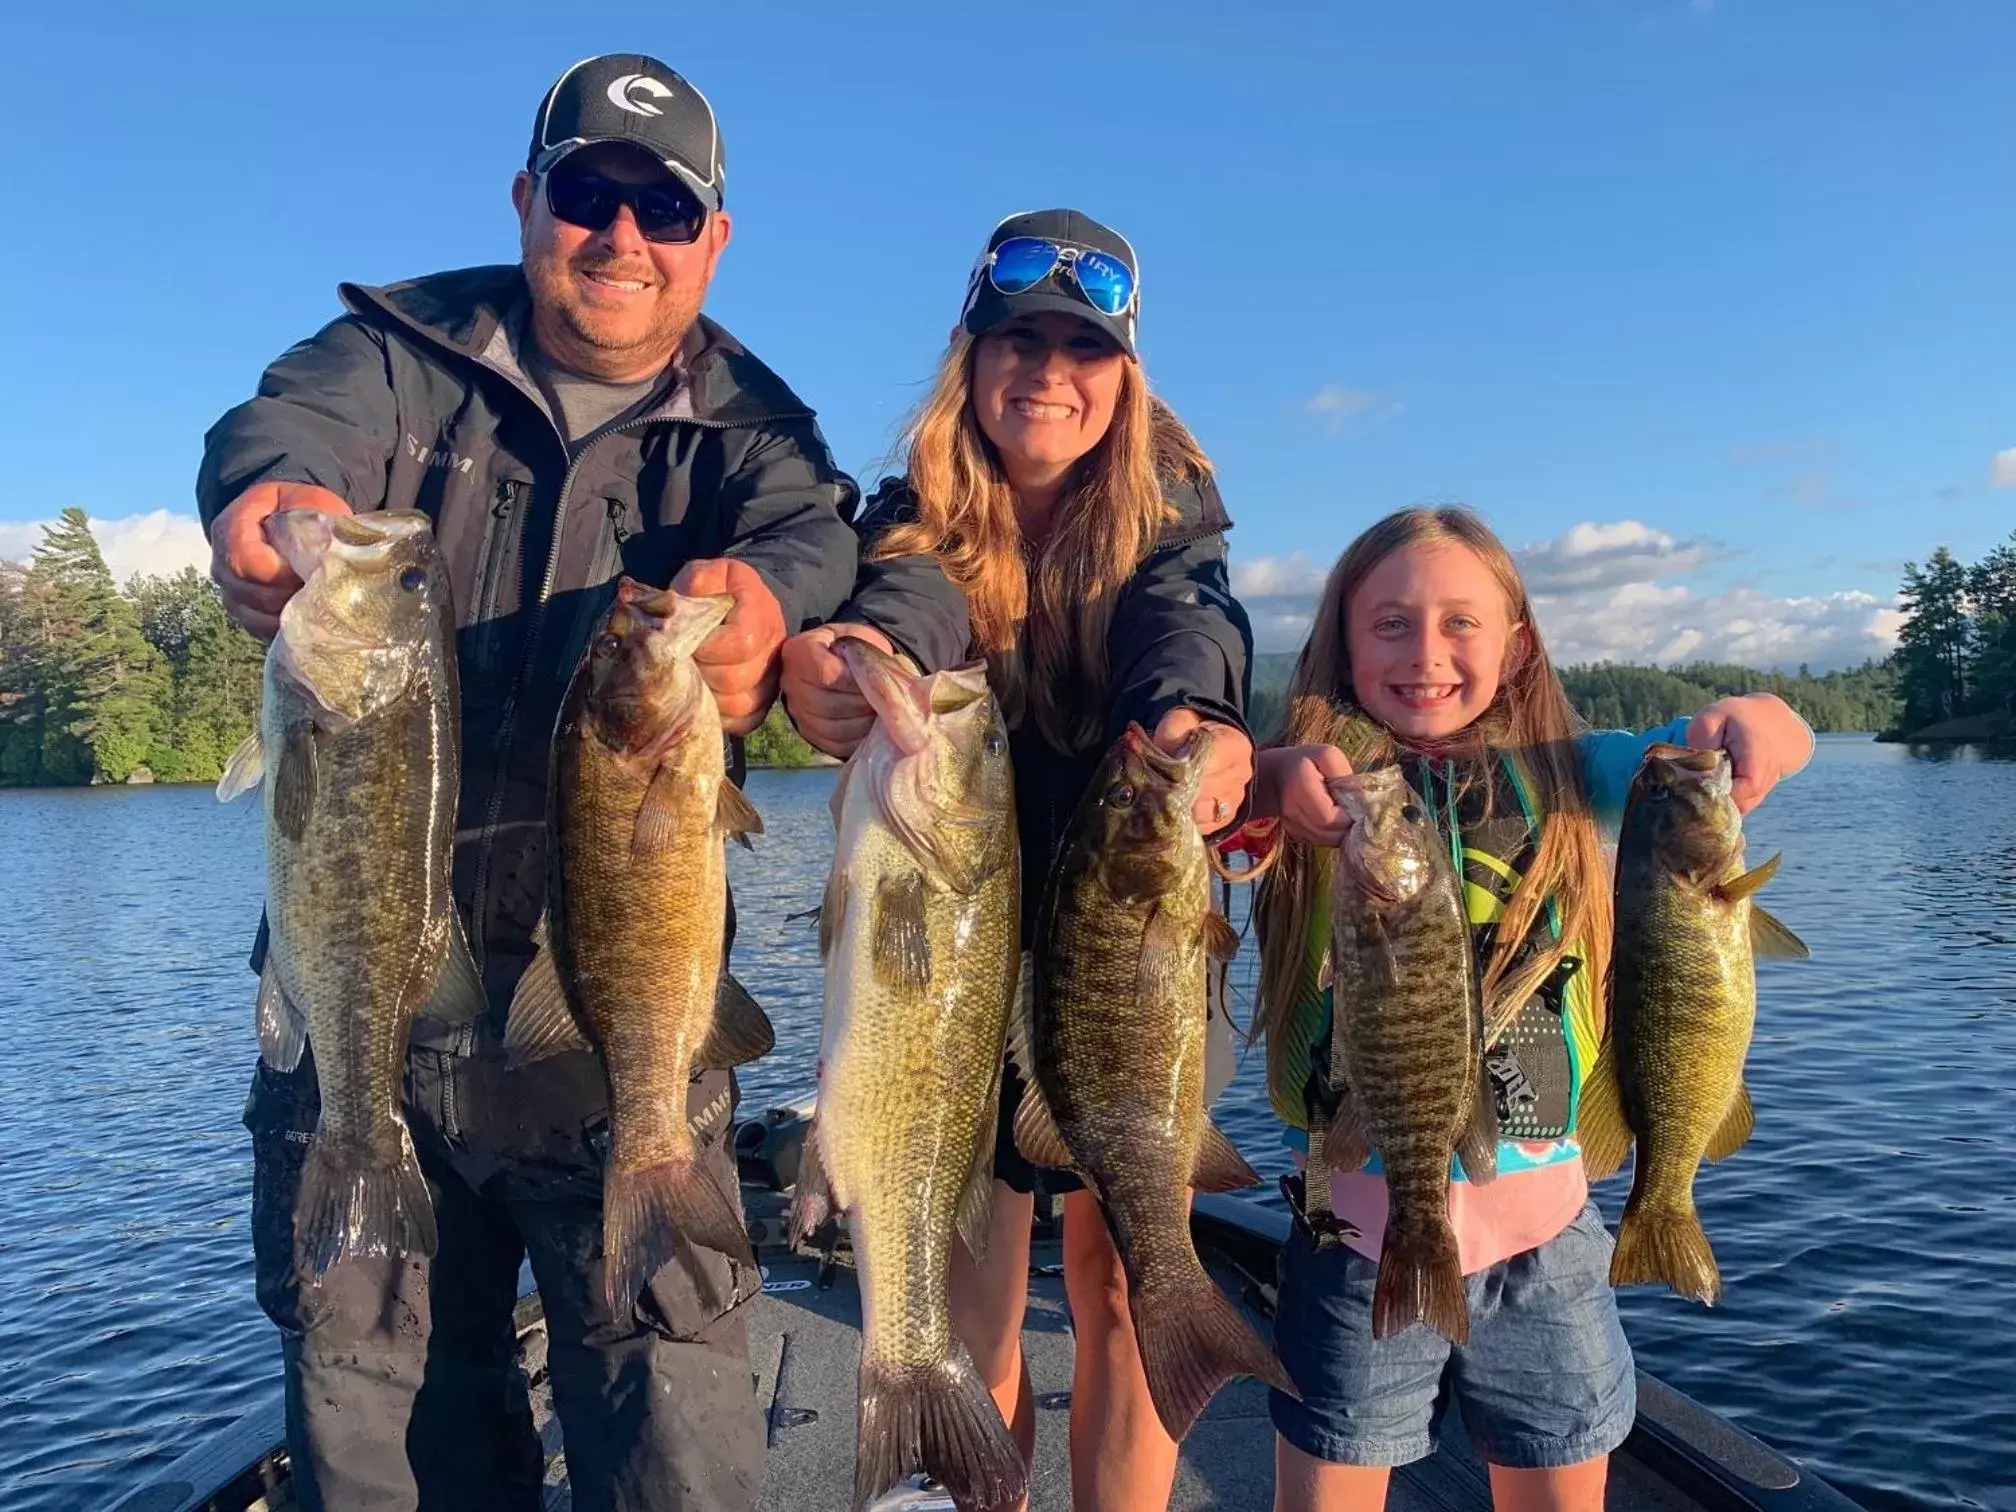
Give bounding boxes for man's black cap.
[960,209,1139,357]
[527,54,724,210]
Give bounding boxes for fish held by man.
[790,638,1026,1512]
[1314,764,1497,1345]
[503,578,773,1316]
[1579,743,1810,1305]
[216,508,487,1278]
[1015,721,1295,1442]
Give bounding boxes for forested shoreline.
[5,512,2009,788]
[0,508,826,787]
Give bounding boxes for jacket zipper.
[462,407,804,1055]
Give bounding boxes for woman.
[779,209,1255,1511]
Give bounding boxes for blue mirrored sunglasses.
[984,236,1136,318]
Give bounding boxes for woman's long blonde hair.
[1254,506,1613,1053]
[870,330,1210,752]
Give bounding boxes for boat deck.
[110,1131,1860,1512]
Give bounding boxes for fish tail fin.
[1132,1263,1298,1442]
[1373,1222,1469,1344]
[603,1155,754,1316]
[853,1347,1027,1512]
[293,1126,437,1279]
[1612,1201,1722,1305]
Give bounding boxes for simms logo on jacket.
[405,433,475,475]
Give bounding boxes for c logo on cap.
[606,74,674,117]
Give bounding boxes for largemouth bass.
[791,640,1025,1512]
[216,508,485,1278]
[1015,723,1294,1442]
[1314,765,1496,1344]
[504,578,773,1315]
[1580,743,1809,1304]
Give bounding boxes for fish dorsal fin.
[788,1116,837,1240]
[1137,903,1194,1007]
[1457,1068,1499,1185]
[420,908,489,1025]
[1011,1077,1075,1171]
[1201,911,1242,963]
[502,937,592,1068]
[696,972,776,1068]
[217,729,266,802]
[871,872,932,992]
[1311,1092,1372,1180]
[1005,954,1036,1074]
[817,870,847,960]
[1575,1041,1633,1180]
[957,1064,1003,1263]
[272,722,318,843]
[1749,905,1811,961]
[633,765,698,857]
[716,780,763,851]
[1716,852,1782,904]
[255,959,308,1072]
[1191,1120,1261,1193]
[1705,1083,1756,1163]
[1007,954,1075,1170]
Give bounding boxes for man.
[200,55,859,1511]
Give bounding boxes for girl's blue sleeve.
[1577,717,1693,830]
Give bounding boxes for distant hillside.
[1245,654,1897,741]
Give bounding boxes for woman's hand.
[1153,708,1253,837]
[1253,744,1357,846]
[1687,693,1815,814]
[778,623,899,759]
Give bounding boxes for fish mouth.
[836,637,934,757]
[1121,722,1207,780]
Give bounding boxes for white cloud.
[1233,518,1899,671]
[1514,518,1724,593]
[1533,581,1901,669]
[0,510,211,584]
[1232,552,1329,599]
[1300,385,1404,437]
[1991,447,2016,489]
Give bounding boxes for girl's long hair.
[870,330,1210,752]
[1253,506,1614,1054]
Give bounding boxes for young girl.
[1237,507,1812,1512]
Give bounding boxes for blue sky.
[3,1,2011,667]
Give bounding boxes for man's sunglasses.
[545,170,708,245]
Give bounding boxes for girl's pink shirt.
[1313,1147,1592,1273]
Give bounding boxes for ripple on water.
[2,740,2012,1509]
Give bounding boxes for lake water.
[0,736,2009,1510]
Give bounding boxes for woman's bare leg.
[947,1181,1037,1505]
[1062,1188,1182,1511]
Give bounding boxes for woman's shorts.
[1268,1200,1637,1470]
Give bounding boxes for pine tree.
[1968,534,2016,723]
[23,508,168,783]
[1895,549,1972,730]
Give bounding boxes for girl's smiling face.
[1347,540,1529,741]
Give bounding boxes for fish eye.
[398,567,425,593]
[1108,783,1136,808]
[1400,804,1423,824]
[983,731,1006,757]
[1649,784,1671,802]
[593,633,620,657]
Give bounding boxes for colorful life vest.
[1267,751,1599,1161]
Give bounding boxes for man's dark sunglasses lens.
[545,172,707,245]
